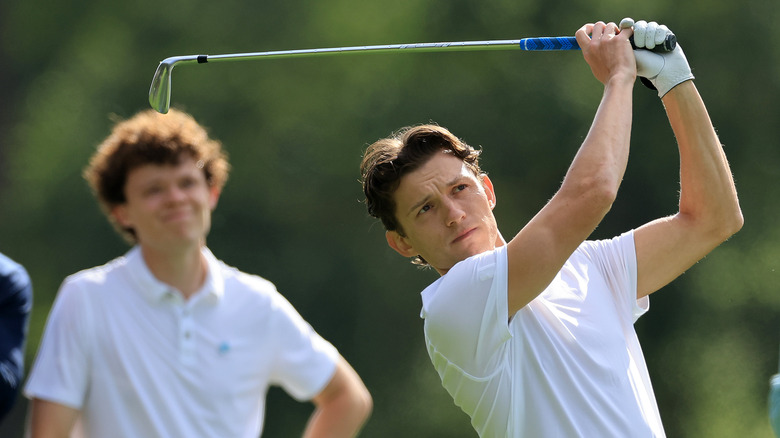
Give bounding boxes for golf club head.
[149,56,199,114]
[149,60,174,114]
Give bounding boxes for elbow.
[694,205,744,244]
[720,206,744,240]
[560,160,622,214]
[312,381,373,435]
[354,386,373,422]
[314,358,373,432]
[582,176,620,213]
[346,386,373,435]
[343,381,373,427]
[714,196,744,241]
[362,394,374,424]
[599,183,620,208]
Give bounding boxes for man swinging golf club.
[360,18,742,437]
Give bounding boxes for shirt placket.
[178,303,197,366]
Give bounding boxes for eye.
[418,204,432,215]
[180,177,197,189]
[143,185,162,196]
[454,183,468,193]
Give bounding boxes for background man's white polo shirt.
[25,246,339,438]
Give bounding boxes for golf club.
[149,34,675,114]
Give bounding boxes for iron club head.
[148,55,199,114]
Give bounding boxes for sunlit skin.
[386,151,503,275]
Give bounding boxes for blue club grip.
[519,34,676,52]
[519,37,579,51]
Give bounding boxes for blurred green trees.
[1,0,778,436]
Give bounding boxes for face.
[386,151,500,275]
[112,157,219,252]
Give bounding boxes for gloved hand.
[620,18,694,97]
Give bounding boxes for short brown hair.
[360,124,482,265]
[83,108,230,243]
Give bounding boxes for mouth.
[163,209,193,222]
[452,227,477,244]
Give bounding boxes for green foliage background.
[1,0,778,436]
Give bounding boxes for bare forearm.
[560,78,634,216]
[575,79,633,180]
[303,358,372,438]
[567,20,636,203]
[662,81,743,235]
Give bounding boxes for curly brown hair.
[83,108,230,243]
[360,124,483,266]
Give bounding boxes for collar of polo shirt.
[124,246,225,305]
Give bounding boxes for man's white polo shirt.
[420,232,664,437]
[25,246,339,438]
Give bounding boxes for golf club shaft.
[149,38,563,114]
[149,35,675,113]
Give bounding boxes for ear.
[386,230,417,258]
[111,204,130,228]
[481,174,497,210]
[209,186,221,211]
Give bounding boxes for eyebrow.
[405,174,465,217]
[407,196,431,217]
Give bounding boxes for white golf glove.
[621,18,694,97]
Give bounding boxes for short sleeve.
[421,246,512,376]
[267,295,339,401]
[577,230,648,322]
[24,278,92,409]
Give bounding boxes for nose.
[165,185,187,203]
[443,198,466,227]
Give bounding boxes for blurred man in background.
[360,19,741,436]
[0,252,32,423]
[24,109,371,437]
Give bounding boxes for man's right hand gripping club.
[621,18,695,97]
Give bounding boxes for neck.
[140,242,206,299]
[496,230,506,247]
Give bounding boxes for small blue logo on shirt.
[218,342,230,355]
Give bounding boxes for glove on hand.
[621,18,694,97]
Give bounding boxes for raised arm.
[634,80,742,296]
[505,21,637,315]
[625,21,743,297]
[303,356,372,437]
